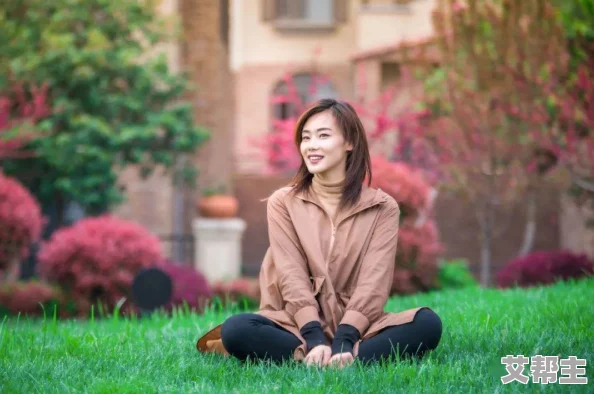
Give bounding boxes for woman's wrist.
[300,321,328,352]
[331,324,361,355]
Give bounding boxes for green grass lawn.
[1,277,593,394]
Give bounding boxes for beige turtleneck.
[311,175,344,222]
[311,175,345,261]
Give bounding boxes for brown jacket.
[196,184,431,361]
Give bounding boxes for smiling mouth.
[308,155,324,164]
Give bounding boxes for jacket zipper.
[304,199,385,265]
[328,221,336,263]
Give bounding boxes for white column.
[193,218,247,283]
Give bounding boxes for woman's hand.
[303,345,332,367]
[328,352,354,369]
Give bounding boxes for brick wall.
[113,166,175,256]
[234,173,294,276]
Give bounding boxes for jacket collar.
[294,184,388,224]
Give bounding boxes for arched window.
[271,72,338,120]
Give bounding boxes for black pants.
[220,308,442,364]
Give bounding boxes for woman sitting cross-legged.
[196,98,442,368]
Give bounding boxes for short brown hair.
[289,98,372,210]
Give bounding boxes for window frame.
[262,0,348,31]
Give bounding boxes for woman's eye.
[320,133,329,138]
[302,136,310,141]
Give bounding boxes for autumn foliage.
[37,216,162,315]
[370,156,443,294]
[0,172,45,276]
[496,250,594,288]
[0,82,50,159]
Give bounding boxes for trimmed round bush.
[370,156,435,217]
[0,172,44,274]
[496,250,594,289]
[37,215,162,315]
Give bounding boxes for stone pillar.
[193,218,247,283]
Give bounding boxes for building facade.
[114,0,593,280]
[231,0,438,173]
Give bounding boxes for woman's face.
[300,110,353,181]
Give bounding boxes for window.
[268,73,338,171]
[262,0,347,28]
[277,0,333,24]
[271,73,338,120]
[381,62,402,88]
[360,0,414,13]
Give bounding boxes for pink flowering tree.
[354,0,593,288]
[352,64,444,293]
[352,61,444,187]
[503,47,594,226]
[410,0,570,286]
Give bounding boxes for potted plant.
[197,184,239,218]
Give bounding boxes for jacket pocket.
[310,276,325,296]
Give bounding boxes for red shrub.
[0,280,71,317]
[370,158,444,295]
[393,221,444,294]
[159,259,213,313]
[37,215,163,315]
[496,250,594,289]
[370,156,436,219]
[0,172,45,274]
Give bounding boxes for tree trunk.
[479,221,492,287]
[1,256,20,283]
[478,201,495,287]
[518,190,537,257]
[55,191,65,228]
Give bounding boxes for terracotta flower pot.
[197,195,239,218]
